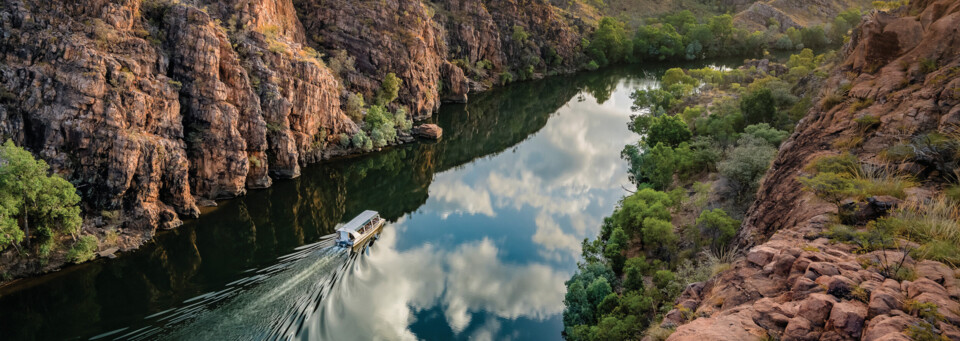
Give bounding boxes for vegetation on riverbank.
[0,140,86,276]
[563,44,840,339]
[582,8,860,69]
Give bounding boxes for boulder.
[783,316,818,341]
[868,287,904,318]
[861,313,916,341]
[413,124,443,139]
[827,300,867,339]
[747,245,778,267]
[798,293,837,326]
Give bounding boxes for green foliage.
[66,235,98,263]
[511,25,529,44]
[799,172,859,208]
[800,26,829,50]
[499,71,514,85]
[345,92,365,123]
[588,17,632,66]
[642,218,677,260]
[808,153,860,176]
[610,189,672,237]
[376,72,402,106]
[661,68,697,88]
[364,105,398,148]
[623,256,650,292]
[0,140,82,251]
[717,135,777,196]
[695,208,740,252]
[740,88,777,125]
[743,123,789,146]
[642,115,692,148]
[605,227,629,273]
[351,130,373,151]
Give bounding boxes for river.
[0,61,738,340]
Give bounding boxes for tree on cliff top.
[0,140,82,252]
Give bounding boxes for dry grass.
[885,196,960,266]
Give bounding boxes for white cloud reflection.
[426,80,641,262]
[309,226,567,340]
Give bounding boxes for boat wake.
[91,235,377,341]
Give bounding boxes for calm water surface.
[0,61,736,340]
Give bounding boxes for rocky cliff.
[0,0,590,275]
[664,1,960,340]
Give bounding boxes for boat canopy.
[338,210,379,232]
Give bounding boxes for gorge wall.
[0,0,588,250]
[663,1,960,340]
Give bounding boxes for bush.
[344,92,365,122]
[67,235,98,263]
[499,71,514,85]
[376,73,402,105]
[740,88,777,125]
[798,172,859,209]
[743,123,789,146]
[644,115,692,147]
[717,135,777,196]
[696,209,740,252]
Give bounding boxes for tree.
[0,140,82,250]
[645,115,692,147]
[661,68,697,88]
[718,135,778,197]
[801,26,829,49]
[588,17,631,66]
[695,208,740,252]
[623,256,651,292]
[609,189,671,237]
[587,277,613,314]
[376,72,402,105]
[744,123,790,146]
[798,172,859,210]
[344,92,365,122]
[511,25,529,44]
[605,227,629,273]
[741,88,777,125]
[641,217,677,259]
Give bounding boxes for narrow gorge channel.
[0,60,739,340]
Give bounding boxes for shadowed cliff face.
[0,0,588,272]
[665,2,960,340]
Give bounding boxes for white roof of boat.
[338,210,379,232]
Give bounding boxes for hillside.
[664,1,960,339]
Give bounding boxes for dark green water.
[0,61,738,340]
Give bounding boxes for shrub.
[644,115,692,147]
[376,73,402,105]
[696,209,740,252]
[740,88,777,125]
[67,235,98,263]
[511,25,529,44]
[807,153,860,176]
[799,172,859,209]
[718,135,778,197]
[743,123,789,146]
[499,71,514,85]
[344,92,365,122]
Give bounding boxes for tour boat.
[335,210,385,250]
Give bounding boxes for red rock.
[413,124,443,139]
[861,313,916,341]
[667,310,767,341]
[798,293,837,326]
[747,245,778,267]
[827,300,867,339]
[868,286,904,318]
[783,316,818,341]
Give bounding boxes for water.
[0,61,739,340]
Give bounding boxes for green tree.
[0,140,82,250]
[801,26,829,49]
[376,72,402,105]
[511,25,529,44]
[743,123,790,146]
[623,256,651,292]
[344,92,365,122]
[588,17,631,66]
[645,115,692,147]
[695,208,740,252]
[717,135,778,197]
[605,227,629,273]
[798,172,859,209]
[741,88,777,125]
[642,217,677,259]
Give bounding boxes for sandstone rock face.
[668,2,960,340]
[0,0,590,277]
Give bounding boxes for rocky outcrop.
[666,1,960,340]
[413,123,442,139]
[0,0,592,277]
[734,0,873,31]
